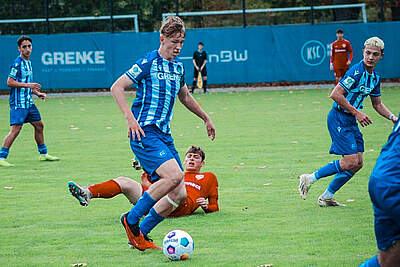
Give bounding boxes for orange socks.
[88,179,122,198]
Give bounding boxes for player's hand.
[196,198,208,210]
[205,119,216,140]
[38,92,46,100]
[355,111,372,127]
[28,83,41,90]
[330,63,333,71]
[126,117,145,141]
[346,60,351,65]
[390,114,398,123]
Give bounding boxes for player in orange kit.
[330,29,353,85]
[68,145,219,218]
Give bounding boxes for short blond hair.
[364,37,384,52]
[160,16,185,38]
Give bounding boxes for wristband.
[389,114,395,120]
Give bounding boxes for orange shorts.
[168,198,197,218]
[334,66,349,79]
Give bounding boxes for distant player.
[330,29,353,85]
[191,42,208,94]
[68,146,219,218]
[0,35,59,167]
[299,37,398,207]
[110,16,215,251]
[359,116,400,267]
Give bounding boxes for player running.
[0,35,59,167]
[68,146,219,218]
[359,115,400,267]
[330,29,353,85]
[110,16,215,251]
[298,37,398,207]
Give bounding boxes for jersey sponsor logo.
[337,126,342,133]
[41,51,105,65]
[128,64,142,78]
[185,181,201,190]
[10,68,18,76]
[157,72,180,80]
[301,40,326,66]
[354,70,360,76]
[359,85,373,95]
[195,174,204,180]
[342,76,355,89]
[159,150,166,157]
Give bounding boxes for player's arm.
[192,59,199,70]
[7,77,41,91]
[197,175,219,213]
[330,84,372,127]
[371,96,398,123]
[110,74,145,140]
[347,41,353,65]
[330,43,335,70]
[178,84,215,140]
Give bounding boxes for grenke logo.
[41,51,105,65]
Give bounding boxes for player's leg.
[139,178,186,237]
[202,67,208,93]
[0,125,22,167]
[192,68,198,93]
[28,105,59,161]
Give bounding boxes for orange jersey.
[330,39,353,68]
[168,172,219,217]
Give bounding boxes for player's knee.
[341,157,358,171]
[35,122,44,131]
[114,176,132,192]
[378,242,400,267]
[169,171,184,188]
[10,125,22,135]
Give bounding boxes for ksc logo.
[301,40,326,66]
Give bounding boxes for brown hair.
[160,16,185,38]
[17,35,32,47]
[185,145,205,161]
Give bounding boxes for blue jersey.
[8,56,34,109]
[125,50,185,134]
[371,115,400,183]
[333,60,381,111]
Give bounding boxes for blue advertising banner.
[0,21,399,90]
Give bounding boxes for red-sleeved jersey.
[330,39,353,68]
[169,172,219,217]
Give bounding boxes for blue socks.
[0,147,9,159]
[127,191,156,225]
[37,144,47,155]
[359,255,380,267]
[327,171,354,195]
[139,207,165,236]
[315,160,342,179]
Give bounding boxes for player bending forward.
[109,16,215,251]
[68,146,218,219]
[359,115,400,267]
[298,37,397,207]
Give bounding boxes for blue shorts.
[368,177,400,251]
[130,125,183,182]
[10,105,42,126]
[327,108,364,155]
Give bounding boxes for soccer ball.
[162,230,194,261]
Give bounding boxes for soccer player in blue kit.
[298,37,398,207]
[0,36,59,167]
[359,117,400,267]
[110,16,215,251]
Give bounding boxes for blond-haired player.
[299,37,398,207]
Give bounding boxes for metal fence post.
[45,0,50,34]
[242,0,247,28]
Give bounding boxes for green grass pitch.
[0,87,398,266]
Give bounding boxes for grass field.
[0,87,398,267]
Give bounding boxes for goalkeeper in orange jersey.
[68,146,219,218]
[330,28,353,85]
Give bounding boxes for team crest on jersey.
[354,70,360,76]
[195,175,204,180]
[342,44,346,48]
[141,59,147,64]
[342,76,355,89]
[128,64,142,78]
